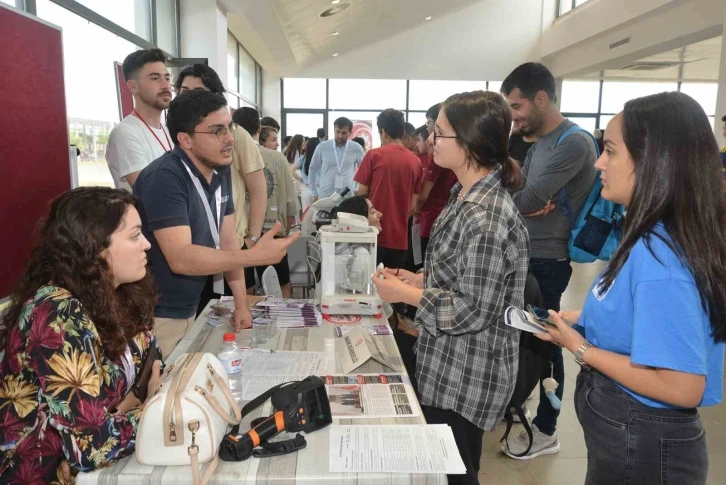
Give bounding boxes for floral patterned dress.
[0,285,158,484]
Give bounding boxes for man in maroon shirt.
[413,104,458,262]
[355,109,422,269]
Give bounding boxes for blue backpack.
[556,126,624,263]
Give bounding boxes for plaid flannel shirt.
[415,169,530,431]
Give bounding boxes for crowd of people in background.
[1,46,725,485]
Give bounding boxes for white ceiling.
[224,0,544,80]
[270,0,481,67]
[582,36,723,82]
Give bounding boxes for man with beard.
[107,49,173,191]
[134,91,299,357]
[500,62,597,460]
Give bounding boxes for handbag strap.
[192,364,242,425]
[188,420,219,485]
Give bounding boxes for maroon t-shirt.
[418,153,458,237]
[354,143,422,250]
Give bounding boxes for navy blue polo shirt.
[134,145,235,319]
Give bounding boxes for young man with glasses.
[134,91,298,357]
[106,49,172,191]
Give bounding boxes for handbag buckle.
[188,419,200,455]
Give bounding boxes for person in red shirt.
[412,120,458,263]
[355,109,422,269]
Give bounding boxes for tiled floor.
[481,262,726,484]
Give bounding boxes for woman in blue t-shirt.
[539,91,726,485]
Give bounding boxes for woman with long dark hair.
[284,134,305,165]
[293,137,320,212]
[0,187,162,483]
[372,91,529,484]
[539,91,726,485]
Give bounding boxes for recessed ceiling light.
[332,0,340,3]
[332,53,338,57]
[320,3,350,17]
[425,16,432,20]
[332,31,339,36]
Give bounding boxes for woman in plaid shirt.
[373,91,530,485]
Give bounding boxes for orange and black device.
[220,376,331,461]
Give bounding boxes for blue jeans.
[575,369,707,485]
[529,257,572,436]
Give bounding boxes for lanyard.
[333,140,349,174]
[181,162,224,294]
[133,109,172,152]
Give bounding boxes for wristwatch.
[575,341,594,370]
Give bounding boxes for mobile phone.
[131,345,163,402]
[527,305,558,328]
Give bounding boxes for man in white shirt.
[308,117,365,202]
[106,49,172,191]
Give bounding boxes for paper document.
[329,425,466,474]
[238,350,329,375]
[411,223,422,265]
[503,306,548,334]
[322,373,419,418]
[336,326,397,373]
[255,298,322,327]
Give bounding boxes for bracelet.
[575,341,594,370]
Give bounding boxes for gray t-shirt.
[512,119,597,260]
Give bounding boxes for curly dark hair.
[0,187,157,361]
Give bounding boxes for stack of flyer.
[254,297,322,328]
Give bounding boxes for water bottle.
[217,332,243,399]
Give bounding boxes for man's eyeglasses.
[433,132,458,144]
[191,124,235,142]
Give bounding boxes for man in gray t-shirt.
[500,62,597,460]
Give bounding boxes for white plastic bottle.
[217,332,243,399]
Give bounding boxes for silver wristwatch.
[575,341,594,369]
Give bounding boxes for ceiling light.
[332,31,339,36]
[332,53,338,57]
[425,16,432,20]
[332,0,340,3]
[321,2,349,17]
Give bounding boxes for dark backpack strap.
[500,405,535,457]
[252,433,307,458]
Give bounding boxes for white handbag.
[136,352,242,485]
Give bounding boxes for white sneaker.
[501,424,560,460]
[511,404,531,423]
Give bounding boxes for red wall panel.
[0,6,71,298]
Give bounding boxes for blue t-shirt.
[581,224,725,408]
[134,146,235,319]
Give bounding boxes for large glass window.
[75,0,151,40]
[1,0,17,7]
[557,0,591,17]
[601,81,678,114]
[679,83,718,117]
[155,0,178,56]
[407,112,428,129]
[227,32,239,96]
[238,46,258,103]
[37,0,137,188]
[226,31,261,107]
[283,78,326,109]
[408,80,487,111]
[560,80,600,113]
[328,79,406,110]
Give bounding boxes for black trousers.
[423,406,484,485]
